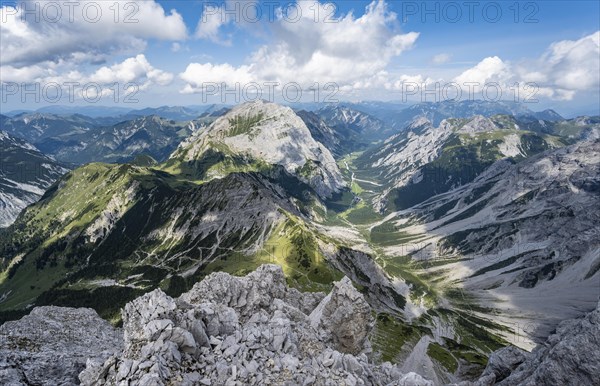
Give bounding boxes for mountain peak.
[456,115,498,134]
[170,101,346,198]
[406,116,433,130]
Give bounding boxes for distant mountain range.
[34,115,199,165]
[393,100,565,126]
[0,113,217,165]
[355,113,598,212]
[4,99,583,123]
[3,104,227,120]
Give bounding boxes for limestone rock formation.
[79,265,433,386]
[2,265,598,386]
[308,276,374,355]
[495,299,600,386]
[0,306,122,385]
[170,100,347,199]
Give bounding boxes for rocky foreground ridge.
[0,265,432,386]
[1,265,599,386]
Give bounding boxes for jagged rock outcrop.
[80,265,433,386]
[495,299,600,386]
[308,277,374,355]
[453,346,527,386]
[0,307,122,385]
[454,299,600,386]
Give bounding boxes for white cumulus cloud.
[453,56,510,88]
[182,0,419,93]
[452,31,600,101]
[180,63,254,94]
[1,55,174,102]
[88,55,174,87]
[0,0,187,67]
[534,31,599,92]
[195,0,260,45]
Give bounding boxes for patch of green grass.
[442,337,488,369]
[371,313,426,362]
[343,202,383,225]
[324,190,355,212]
[381,257,439,306]
[427,342,458,373]
[0,256,69,311]
[162,144,286,187]
[130,154,158,167]
[227,113,264,137]
[453,311,509,352]
[296,160,317,179]
[200,216,343,292]
[350,180,364,194]
[370,221,424,247]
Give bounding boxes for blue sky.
[1,0,599,116]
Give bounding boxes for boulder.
[0,307,122,386]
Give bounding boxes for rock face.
[0,130,68,227]
[309,277,374,355]
[455,299,600,386]
[79,265,433,386]
[457,346,528,386]
[0,306,122,386]
[170,100,346,199]
[377,139,600,348]
[494,300,600,386]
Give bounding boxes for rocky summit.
[0,265,431,386]
[2,265,600,386]
[80,265,432,386]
